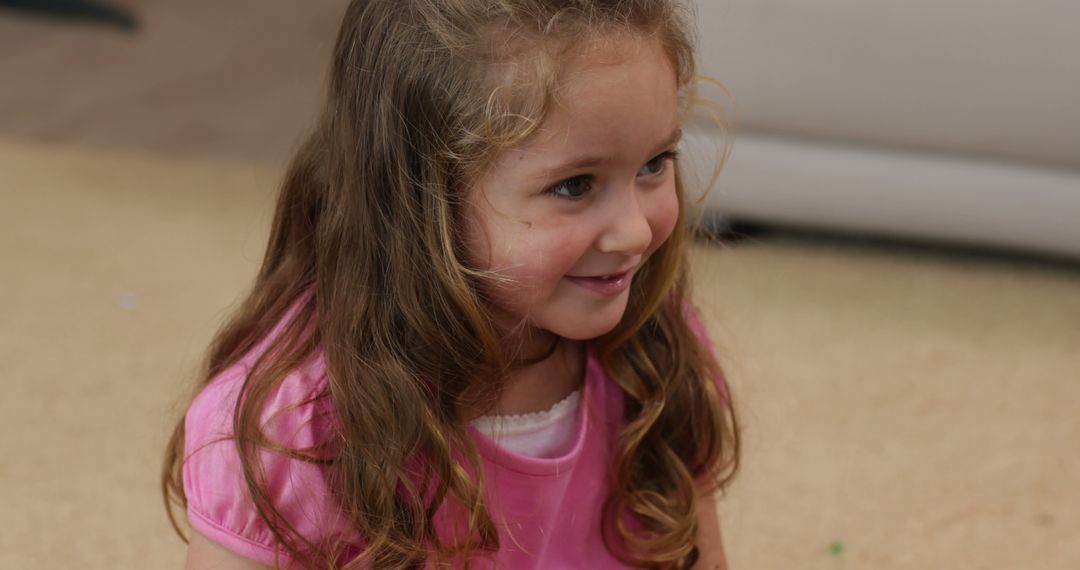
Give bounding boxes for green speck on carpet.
[828,540,845,556]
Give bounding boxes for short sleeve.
[182,350,359,567]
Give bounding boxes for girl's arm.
[692,484,729,570]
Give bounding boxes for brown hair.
[162,0,739,567]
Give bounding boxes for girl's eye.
[638,150,679,177]
[546,175,592,200]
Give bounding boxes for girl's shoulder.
[679,298,730,401]
[682,300,716,350]
[185,343,334,457]
[186,291,335,460]
[182,319,355,565]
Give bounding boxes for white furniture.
[685,0,1080,259]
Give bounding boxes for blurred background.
[1,0,1077,568]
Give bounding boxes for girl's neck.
[489,337,586,418]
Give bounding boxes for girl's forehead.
[487,29,670,99]
[458,29,685,190]
[478,35,679,179]
[535,39,674,133]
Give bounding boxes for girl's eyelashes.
[546,175,593,200]
[638,149,679,177]
[544,150,680,201]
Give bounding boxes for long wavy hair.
[162,0,739,567]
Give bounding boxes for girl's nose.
[595,190,653,256]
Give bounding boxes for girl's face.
[464,33,681,343]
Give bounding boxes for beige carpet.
[2,138,1078,569]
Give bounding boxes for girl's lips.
[564,271,632,296]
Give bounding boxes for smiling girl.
[162,1,740,568]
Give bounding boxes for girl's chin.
[493,294,629,342]
[547,313,625,341]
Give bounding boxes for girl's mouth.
[564,271,632,296]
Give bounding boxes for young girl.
[162,0,740,568]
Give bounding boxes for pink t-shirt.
[183,301,723,568]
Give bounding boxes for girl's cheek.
[649,187,681,249]
[529,225,590,277]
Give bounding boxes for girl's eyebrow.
[654,126,684,155]
[535,126,683,180]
